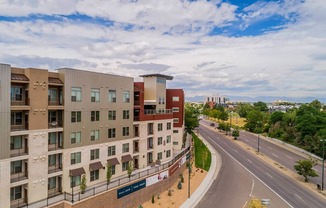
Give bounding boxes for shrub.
[168,189,172,196]
[152,195,155,204]
[177,180,182,189]
[179,174,184,183]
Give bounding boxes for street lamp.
[321,139,325,191]
[257,133,260,153]
[229,111,232,136]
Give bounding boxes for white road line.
[268,147,273,150]
[294,194,306,204]
[249,179,255,197]
[272,153,279,158]
[266,173,273,179]
[233,149,239,153]
[312,168,318,172]
[242,200,248,208]
[247,159,253,164]
[286,155,293,160]
[207,138,294,208]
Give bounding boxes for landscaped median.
[192,132,211,171]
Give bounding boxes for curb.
[180,134,221,208]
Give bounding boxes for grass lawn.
[192,132,211,171]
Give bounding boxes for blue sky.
[0,0,325,101]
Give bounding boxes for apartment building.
[0,64,184,208]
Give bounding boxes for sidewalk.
[180,133,221,208]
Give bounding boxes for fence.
[17,146,190,208]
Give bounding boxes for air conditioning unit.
[51,121,57,126]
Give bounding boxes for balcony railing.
[133,146,139,153]
[48,164,63,174]
[48,121,63,129]
[134,100,140,105]
[48,143,63,151]
[11,98,30,106]
[11,171,28,183]
[11,122,29,131]
[48,99,63,106]
[10,147,28,157]
[144,109,173,115]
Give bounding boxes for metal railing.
[144,109,173,115]
[10,147,28,157]
[15,147,190,208]
[11,122,29,131]
[11,98,30,106]
[11,172,28,183]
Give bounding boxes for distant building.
[205,94,229,108]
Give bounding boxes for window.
[91,89,100,102]
[108,110,116,120]
[173,118,179,123]
[173,141,178,145]
[123,110,130,119]
[111,165,116,175]
[48,88,58,102]
[91,130,100,141]
[123,127,129,136]
[71,87,82,102]
[108,90,116,102]
[172,107,179,112]
[173,130,179,133]
[48,132,56,144]
[158,123,163,131]
[11,86,23,101]
[11,112,22,125]
[71,152,81,165]
[147,123,153,135]
[90,149,99,160]
[71,175,81,187]
[172,96,179,102]
[90,170,99,181]
[10,186,22,201]
[167,122,172,130]
[156,77,166,83]
[147,137,153,149]
[48,177,57,190]
[108,146,116,156]
[71,132,81,144]
[11,161,22,174]
[166,135,171,143]
[157,152,162,160]
[123,91,130,103]
[108,128,116,138]
[157,137,163,145]
[48,154,57,166]
[122,143,129,153]
[166,150,171,158]
[122,161,129,171]
[11,136,22,150]
[91,111,100,121]
[71,111,81,123]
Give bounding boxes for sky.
[0,0,325,102]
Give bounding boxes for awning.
[48,77,63,84]
[107,158,120,166]
[11,73,29,81]
[69,167,86,176]
[121,155,133,163]
[89,161,104,171]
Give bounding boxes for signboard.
[179,155,187,167]
[146,170,169,187]
[117,179,146,199]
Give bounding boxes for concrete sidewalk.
[180,134,221,208]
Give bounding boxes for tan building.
[0,64,185,208]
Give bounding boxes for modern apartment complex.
[0,64,185,208]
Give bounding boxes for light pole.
[257,121,262,153]
[321,139,325,191]
[229,111,232,136]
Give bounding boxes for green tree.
[185,103,200,133]
[80,174,87,194]
[106,163,112,187]
[294,158,318,182]
[219,111,229,121]
[232,128,240,140]
[253,101,268,112]
[309,99,322,111]
[236,103,254,118]
[244,110,264,132]
[270,111,284,124]
[127,161,133,180]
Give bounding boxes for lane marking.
[204,136,294,208]
[268,147,273,150]
[249,179,255,197]
[272,153,279,158]
[294,194,306,204]
[247,159,253,164]
[266,173,273,179]
[242,200,248,208]
[244,139,249,142]
[286,155,293,160]
[233,149,239,153]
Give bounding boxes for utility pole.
[321,139,325,191]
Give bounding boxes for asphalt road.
[196,121,326,208]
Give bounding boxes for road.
[196,121,326,208]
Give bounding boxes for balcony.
[10,136,28,157]
[10,160,28,183]
[11,111,29,132]
[11,97,30,106]
[48,154,63,174]
[133,140,139,153]
[143,109,174,121]
[48,176,62,197]
[48,121,63,129]
[147,138,153,150]
[48,132,63,151]
[10,184,28,208]
[48,110,63,129]
[11,122,29,132]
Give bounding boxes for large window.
[172,96,179,102]
[10,186,22,201]
[122,143,129,153]
[71,152,81,165]
[158,123,163,131]
[123,110,130,119]
[91,130,99,141]
[71,87,82,102]
[108,128,116,138]
[108,110,116,120]
[91,89,100,102]
[71,132,81,144]
[111,165,116,175]
[90,170,99,182]
[10,161,22,174]
[147,137,153,149]
[11,112,23,125]
[157,137,163,145]
[48,88,58,102]
[108,90,116,102]
[48,177,57,190]
[108,146,116,156]
[147,123,153,135]
[11,86,23,101]
[90,149,100,160]
[11,136,22,150]
[91,111,100,121]
[166,150,171,158]
[166,135,171,143]
[71,111,81,123]
[48,154,57,166]
[157,152,162,160]
[123,91,130,103]
[167,122,172,130]
[71,175,81,187]
[157,77,166,83]
[173,118,179,123]
[122,161,129,171]
[122,127,129,136]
